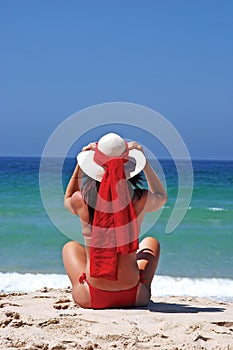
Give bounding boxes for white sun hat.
[77,133,146,182]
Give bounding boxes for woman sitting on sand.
[62,133,167,309]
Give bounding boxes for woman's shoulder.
[134,189,166,213]
[139,189,167,212]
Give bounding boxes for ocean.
[0,157,233,301]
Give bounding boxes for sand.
[0,287,232,350]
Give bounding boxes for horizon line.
[1,155,233,162]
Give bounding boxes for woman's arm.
[64,164,83,214]
[64,142,96,215]
[143,160,168,211]
[128,141,168,211]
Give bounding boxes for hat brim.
[77,149,146,182]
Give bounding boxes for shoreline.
[1,271,233,303]
[1,288,233,350]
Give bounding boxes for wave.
[163,206,229,212]
[0,272,70,293]
[1,272,233,302]
[152,275,233,302]
[207,207,228,212]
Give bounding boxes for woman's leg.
[136,236,160,304]
[62,241,91,308]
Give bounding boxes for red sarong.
[90,143,139,280]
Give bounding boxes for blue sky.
[1,0,232,159]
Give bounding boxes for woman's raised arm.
[64,164,83,214]
[128,141,168,212]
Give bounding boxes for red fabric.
[79,272,146,309]
[90,143,139,281]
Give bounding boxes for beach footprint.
[0,311,20,328]
[211,321,233,334]
[53,298,71,310]
[38,318,60,327]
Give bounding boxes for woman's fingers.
[82,142,96,151]
[128,141,143,152]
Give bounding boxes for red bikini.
[79,271,146,309]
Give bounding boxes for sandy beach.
[0,287,232,350]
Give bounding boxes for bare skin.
[62,141,167,308]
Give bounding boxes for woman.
[63,133,167,309]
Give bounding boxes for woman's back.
[78,188,149,291]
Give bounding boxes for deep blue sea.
[0,157,233,301]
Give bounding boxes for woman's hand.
[82,142,96,152]
[127,141,144,153]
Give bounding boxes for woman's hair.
[81,173,144,225]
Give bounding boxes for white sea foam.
[208,207,226,212]
[152,275,233,301]
[0,272,70,293]
[1,272,233,301]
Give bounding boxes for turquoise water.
[0,157,233,296]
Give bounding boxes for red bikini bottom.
[79,271,146,309]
